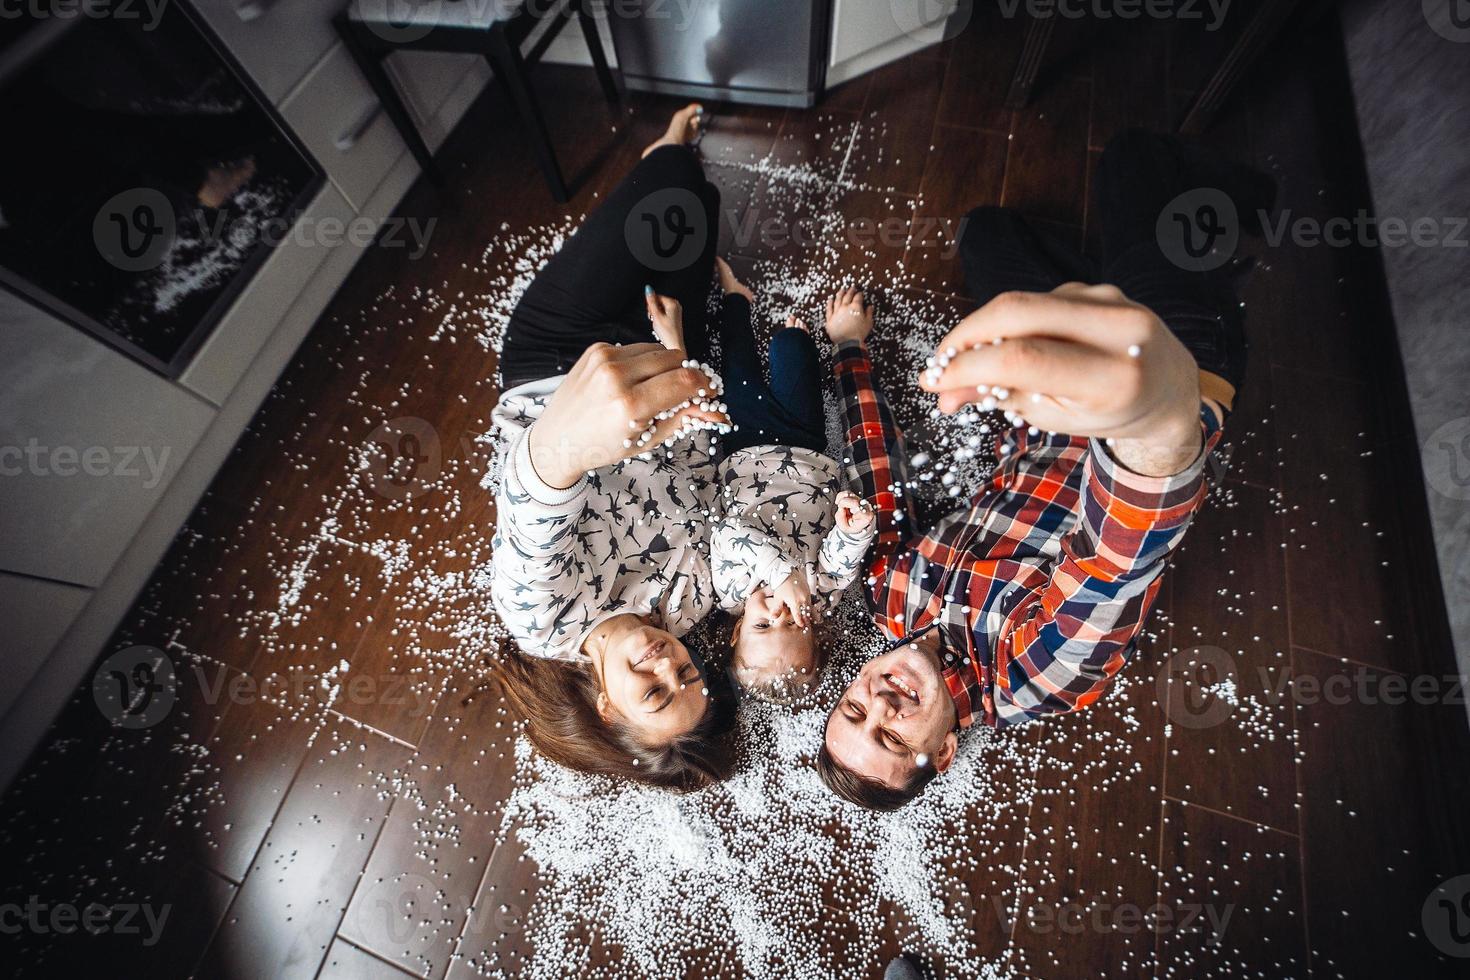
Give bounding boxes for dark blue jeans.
[717,295,827,455]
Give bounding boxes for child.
[654,262,877,703]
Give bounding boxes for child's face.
[733,589,817,691]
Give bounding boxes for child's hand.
[834,490,874,534]
[773,568,813,628]
[824,286,873,346]
[645,287,685,351]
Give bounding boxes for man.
[818,130,1268,810]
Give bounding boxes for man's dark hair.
[816,742,939,811]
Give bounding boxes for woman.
[490,105,737,791]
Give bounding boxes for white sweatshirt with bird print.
[490,378,721,662]
[711,445,876,615]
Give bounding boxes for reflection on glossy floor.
[3,10,1469,979]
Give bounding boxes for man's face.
[824,640,958,790]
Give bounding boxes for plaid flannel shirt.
[834,342,1220,729]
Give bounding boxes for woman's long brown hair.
[491,642,737,792]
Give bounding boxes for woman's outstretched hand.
[918,284,1203,477]
[527,342,728,490]
[824,286,874,347]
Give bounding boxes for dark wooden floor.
[3,8,1469,978]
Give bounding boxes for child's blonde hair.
[730,628,829,706]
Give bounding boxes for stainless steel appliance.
[606,0,830,108]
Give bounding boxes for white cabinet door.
[0,294,216,588]
[386,50,484,150]
[829,0,957,66]
[0,573,92,723]
[281,42,408,212]
[191,0,342,106]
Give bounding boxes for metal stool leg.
[485,26,570,202]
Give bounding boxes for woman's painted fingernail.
[644,284,654,296]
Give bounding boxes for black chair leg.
[1178,0,1303,134]
[485,26,570,202]
[574,0,620,104]
[1005,15,1055,110]
[335,14,443,185]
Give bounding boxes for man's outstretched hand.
[527,342,728,490]
[918,284,1204,477]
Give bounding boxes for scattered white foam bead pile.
[0,113,1383,980]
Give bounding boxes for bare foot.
[786,314,809,334]
[824,286,874,347]
[715,257,754,302]
[641,103,704,158]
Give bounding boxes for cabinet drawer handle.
[233,0,274,22]
[335,103,384,151]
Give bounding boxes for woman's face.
[590,617,709,743]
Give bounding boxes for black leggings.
[959,130,1249,394]
[499,145,721,390]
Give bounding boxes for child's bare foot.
[715,256,754,302]
[785,314,809,334]
[641,103,704,158]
